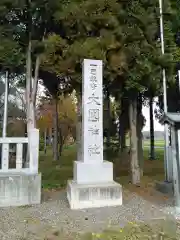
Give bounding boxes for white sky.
[142,98,164,132]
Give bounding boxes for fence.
[0,128,39,174]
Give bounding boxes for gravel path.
[0,188,177,240]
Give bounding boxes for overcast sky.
[142,98,164,132]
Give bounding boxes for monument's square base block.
[73,161,113,184]
[67,161,122,209]
[0,172,41,207]
[67,180,122,210]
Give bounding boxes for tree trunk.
[2,71,9,138]
[44,129,47,154]
[28,100,36,129]
[106,88,111,148]
[27,56,41,130]
[25,18,33,167]
[23,124,28,167]
[58,127,63,157]
[120,129,126,152]
[119,114,126,152]
[53,98,59,161]
[129,99,140,185]
[77,93,82,161]
[32,56,40,107]
[137,94,143,176]
[119,98,129,152]
[26,37,33,132]
[149,96,155,160]
[25,0,37,132]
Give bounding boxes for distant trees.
[37,94,77,160]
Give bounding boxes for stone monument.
[67,59,122,209]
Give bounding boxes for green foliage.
[49,0,175,100]
[0,0,177,119]
[0,38,24,72]
[0,0,63,75]
[155,0,180,116]
[0,0,176,97]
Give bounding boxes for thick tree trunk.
[2,71,9,138]
[44,129,47,154]
[118,106,120,145]
[25,0,38,132]
[120,129,126,151]
[26,37,33,132]
[32,56,40,107]
[77,93,82,161]
[119,115,126,152]
[53,98,59,161]
[58,127,64,157]
[26,64,37,131]
[28,100,35,129]
[119,98,129,152]
[149,96,155,160]
[137,94,143,176]
[106,88,111,148]
[25,30,33,167]
[129,99,140,184]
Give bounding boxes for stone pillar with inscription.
[67,59,122,209]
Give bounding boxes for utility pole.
[2,71,9,138]
[159,0,172,182]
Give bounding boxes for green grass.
[143,147,164,160]
[143,139,165,147]
[50,220,179,239]
[83,220,178,240]
[40,144,165,189]
[40,145,76,189]
[125,139,165,150]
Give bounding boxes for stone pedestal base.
[67,180,122,209]
[0,172,41,207]
[73,161,113,184]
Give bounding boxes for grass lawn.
[40,145,164,189]
[48,220,178,239]
[40,144,76,189]
[144,139,164,146]
[125,138,165,147]
[40,144,165,189]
